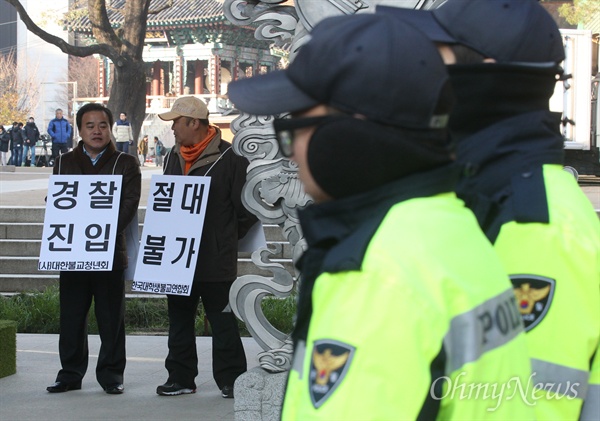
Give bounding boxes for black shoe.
[156,382,196,396]
[221,385,234,399]
[105,383,124,394]
[46,381,82,393]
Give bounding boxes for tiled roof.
[69,0,228,32]
[583,12,600,34]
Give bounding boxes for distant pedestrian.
[138,135,148,166]
[47,108,72,163]
[0,126,9,165]
[112,112,133,154]
[23,117,40,167]
[11,122,24,167]
[153,136,164,167]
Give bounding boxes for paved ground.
[0,334,263,421]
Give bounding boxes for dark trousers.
[51,142,69,161]
[11,146,22,166]
[56,270,126,389]
[116,141,129,154]
[165,281,247,390]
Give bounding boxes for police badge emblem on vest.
[309,340,356,408]
[511,275,556,331]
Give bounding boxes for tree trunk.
[6,0,159,148]
[107,60,147,157]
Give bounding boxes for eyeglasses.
[273,115,343,157]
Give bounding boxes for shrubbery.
[0,285,296,337]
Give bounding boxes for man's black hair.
[76,103,114,130]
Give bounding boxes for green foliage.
[126,297,169,334]
[0,92,28,125]
[0,320,17,378]
[261,295,296,335]
[0,287,297,338]
[557,0,600,26]
[0,286,61,333]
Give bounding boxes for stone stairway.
[0,206,293,294]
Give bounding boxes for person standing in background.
[138,135,149,166]
[48,109,72,162]
[11,122,24,167]
[0,126,9,165]
[153,136,164,167]
[23,117,40,167]
[112,112,133,154]
[7,122,18,165]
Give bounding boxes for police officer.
[228,13,534,420]
[380,1,600,419]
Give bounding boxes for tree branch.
[87,0,124,50]
[148,0,173,15]
[4,0,120,59]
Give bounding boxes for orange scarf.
[179,126,217,175]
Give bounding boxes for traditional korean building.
[68,0,282,144]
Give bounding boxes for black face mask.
[307,116,452,199]
[447,63,560,140]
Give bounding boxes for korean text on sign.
[133,175,211,296]
[38,175,122,271]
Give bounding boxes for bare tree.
[0,50,40,124]
[4,0,173,145]
[69,56,99,99]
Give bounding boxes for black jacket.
[163,127,257,283]
[9,126,23,148]
[0,130,8,152]
[54,141,141,270]
[449,65,564,242]
[24,122,40,146]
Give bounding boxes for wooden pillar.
[160,65,165,95]
[176,57,183,95]
[152,61,161,96]
[233,58,239,82]
[194,60,204,95]
[211,55,221,95]
[146,71,151,96]
[98,58,105,97]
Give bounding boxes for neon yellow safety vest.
[495,164,600,420]
[282,192,535,420]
